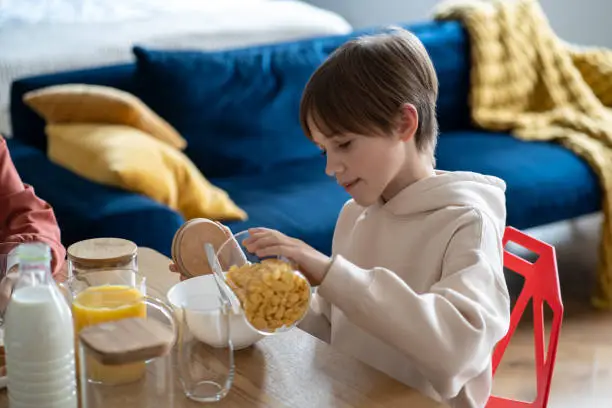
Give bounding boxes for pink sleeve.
[0,137,66,276]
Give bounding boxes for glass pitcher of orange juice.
[60,267,177,386]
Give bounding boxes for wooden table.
[0,247,443,408]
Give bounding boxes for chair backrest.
[487,226,564,408]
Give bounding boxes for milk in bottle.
[3,242,77,408]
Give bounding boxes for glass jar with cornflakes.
[216,230,312,335]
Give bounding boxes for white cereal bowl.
[166,274,264,350]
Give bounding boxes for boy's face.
[311,124,408,207]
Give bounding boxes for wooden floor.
[492,269,612,407]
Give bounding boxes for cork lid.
[67,238,137,267]
[171,218,232,278]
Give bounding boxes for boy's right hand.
[168,262,188,281]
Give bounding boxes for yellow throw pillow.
[24,84,187,150]
[46,123,247,222]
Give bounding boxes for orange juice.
[73,285,147,384]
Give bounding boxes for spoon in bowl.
[204,243,242,315]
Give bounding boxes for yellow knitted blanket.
[433,0,612,308]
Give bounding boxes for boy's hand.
[242,228,331,286]
[169,262,188,281]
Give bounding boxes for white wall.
[305,0,612,48]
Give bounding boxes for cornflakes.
[225,259,311,332]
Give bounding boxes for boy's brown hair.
[300,27,439,154]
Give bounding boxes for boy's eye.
[338,140,352,150]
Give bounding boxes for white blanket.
[0,0,274,25]
[0,0,351,135]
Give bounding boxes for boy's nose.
[325,156,345,177]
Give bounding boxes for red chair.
[486,226,564,408]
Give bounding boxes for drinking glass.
[77,296,179,408]
[176,292,235,402]
[60,267,176,386]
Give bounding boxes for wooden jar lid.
[79,317,175,366]
[67,238,137,267]
[171,218,232,278]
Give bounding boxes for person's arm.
[317,210,511,400]
[297,201,360,341]
[0,137,65,276]
[297,290,333,342]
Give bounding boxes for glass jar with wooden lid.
[67,238,138,279]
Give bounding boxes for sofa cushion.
[23,83,187,150]
[131,20,470,178]
[214,156,350,255]
[218,130,602,255]
[11,21,469,155]
[11,63,137,151]
[7,137,184,257]
[436,131,601,229]
[45,123,247,222]
[132,44,325,178]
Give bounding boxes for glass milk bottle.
[4,242,77,408]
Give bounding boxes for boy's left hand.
[242,228,331,286]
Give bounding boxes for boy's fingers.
[243,233,266,246]
[248,227,272,236]
[250,235,281,250]
[243,234,271,251]
[168,263,189,281]
[255,245,289,259]
[247,228,280,241]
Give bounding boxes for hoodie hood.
[379,170,507,230]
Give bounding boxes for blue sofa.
[8,20,601,259]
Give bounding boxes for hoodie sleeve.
[317,209,511,400]
[0,137,66,276]
[298,200,361,341]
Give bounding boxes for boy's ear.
[398,103,418,142]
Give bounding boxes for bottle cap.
[17,242,51,263]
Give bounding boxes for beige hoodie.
[300,171,511,408]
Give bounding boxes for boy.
[243,27,511,408]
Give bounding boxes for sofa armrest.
[7,138,184,257]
